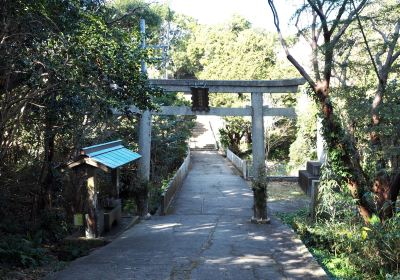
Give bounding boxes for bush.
[353,214,400,278]
[0,235,48,268]
[39,209,70,243]
[278,209,400,280]
[52,238,108,262]
[288,91,318,172]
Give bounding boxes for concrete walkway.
[48,151,327,280]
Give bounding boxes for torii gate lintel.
[137,78,306,182]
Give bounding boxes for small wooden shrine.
[67,140,141,238]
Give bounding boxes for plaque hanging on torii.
[190,87,210,112]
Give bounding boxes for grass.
[276,208,400,280]
[276,208,362,279]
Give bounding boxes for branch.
[325,2,336,18]
[329,0,349,36]
[391,50,400,66]
[331,0,369,46]
[316,25,323,41]
[0,32,34,45]
[307,0,329,36]
[316,0,324,11]
[375,47,385,69]
[295,11,311,44]
[371,19,389,44]
[384,20,400,70]
[311,12,321,81]
[267,0,316,88]
[106,6,144,26]
[351,0,380,81]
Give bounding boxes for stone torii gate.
[135,78,306,182]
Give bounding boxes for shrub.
[278,209,400,279]
[0,235,48,268]
[288,91,318,172]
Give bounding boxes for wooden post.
[111,169,120,198]
[85,166,99,238]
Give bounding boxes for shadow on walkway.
[47,151,327,280]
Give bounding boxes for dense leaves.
[0,0,191,271]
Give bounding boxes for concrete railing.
[246,163,298,181]
[208,120,220,151]
[226,148,247,180]
[159,150,191,215]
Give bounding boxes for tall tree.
[0,0,161,209]
[267,0,400,222]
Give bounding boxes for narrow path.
[48,151,327,280]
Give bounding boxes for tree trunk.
[39,113,56,209]
[314,83,374,222]
[369,77,400,220]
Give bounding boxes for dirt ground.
[245,180,310,215]
[268,181,310,214]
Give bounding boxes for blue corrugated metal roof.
[82,141,141,169]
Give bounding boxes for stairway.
[298,161,322,196]
[189,117,217,151]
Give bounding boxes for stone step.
[190,144,216,149]
[306,161,322,176]
[190,147,217,151]
[298,170,319,196]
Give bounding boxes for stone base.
[85,210,104,238]
[104,204,121,232]
[298,170,318,196]
[250,217,271,224]
[142,213,152,220]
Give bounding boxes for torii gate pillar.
[138,18,152,182]
[138,110,152,181]
[251,92,268,222]
[251,92,266,178]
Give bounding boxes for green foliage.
[335,82,400,177]
[172,15,295,156]
[219,117,252,154]
[0,0,162,216]
[317,162,357,222]
[288,90,318,171]
[0,0,189,271]
[0,235,48,268]
[122,199,137,215]
[279,208,400,279]
[354,214,400,277]
[170,14,299,159]
[38,210,70,243]
[151,93,195,182]
[53,239,108,262]
[148,182,162,215]
[173,15,278,80]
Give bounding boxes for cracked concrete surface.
[47,151,327,280]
